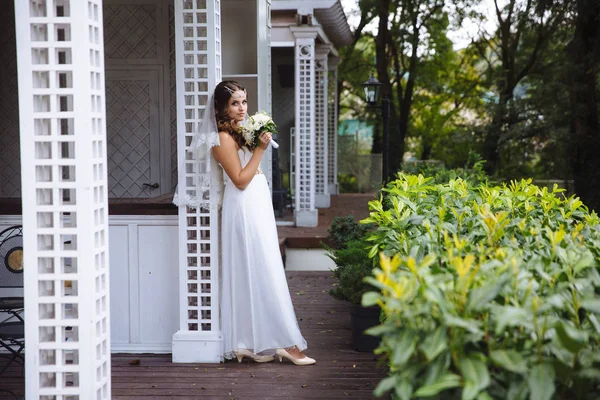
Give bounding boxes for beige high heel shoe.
[275,348,316,366]
[233,349,274,363]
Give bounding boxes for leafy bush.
[327,215,373,250]
[402,153,488,186]
[326,216,377,304]
[328,239,376,305]
[338,173,359,193]
[362,174,600,400]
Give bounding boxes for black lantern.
[363,75,381,106]
[363,74,390,183]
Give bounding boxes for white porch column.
[172,0,223,363]
[314,45,330,208]
[327,56,341,195]
[291,27,319,227]
[15,0,111,398]
[258,0,273,190]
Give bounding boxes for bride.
[178,80,315,366]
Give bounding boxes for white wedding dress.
[220,147,307,359]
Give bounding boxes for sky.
[339,0,501,50]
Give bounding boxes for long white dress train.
[220,147,307,359]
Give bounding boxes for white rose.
[252,113,271,125]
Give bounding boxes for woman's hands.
[257,132,272,150]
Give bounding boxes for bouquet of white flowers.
[239,111,279,149]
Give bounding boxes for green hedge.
[362,174,600,400]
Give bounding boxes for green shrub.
[328,239,376,305]
[327,215,373,250]
[401,154,488,186]
[338,173,359,193]
[362,174,600,400]
[326,217,377,304]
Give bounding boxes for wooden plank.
[0,272,388,399]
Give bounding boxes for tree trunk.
[570,0,600,212]
[375,0,397,181]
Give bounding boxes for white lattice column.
[257,0,273,189]
[15,0,111,398]
[291,28,318,227]
[328,56,340,195]
[172,0,223,363]
[314,45,330,208]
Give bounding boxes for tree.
[474,0,567,174]
[569,0,600,211]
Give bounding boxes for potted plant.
[325,216,380,352]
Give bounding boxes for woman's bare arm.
[212,132,265,190]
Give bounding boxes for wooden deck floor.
[0,272,387,399]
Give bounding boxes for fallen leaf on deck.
[129,359,140,365]
[302,384,307,388]
[217,367,226,370]
[296,291,306,295]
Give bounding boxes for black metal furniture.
[0,321,25,374]
[0,226,24,375]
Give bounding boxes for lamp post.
[363,75,390,183]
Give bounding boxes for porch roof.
[272,0,353,47]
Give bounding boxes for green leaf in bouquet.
[420,326,448,361]
[414,373,461,397]
[489,349,527,374]
[527,364,555,400]
[458,356,490,400]
[555,320,589,353]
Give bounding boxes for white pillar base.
[315,194,331,208]
[172,331,222,363]
[328,183,338,196]
[295,210,318,227]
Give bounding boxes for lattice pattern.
[106,79,152,198]
[175,0,221,334]
[328,67,338,192]
[264,0,273,185]
[0,4,21,198]
[169,3,178,192]
[294,42,315,212]
[104,3,157,60]
[15,0,111,397]
[314,56,328,198]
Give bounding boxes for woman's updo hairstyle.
[214,80,247,148]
